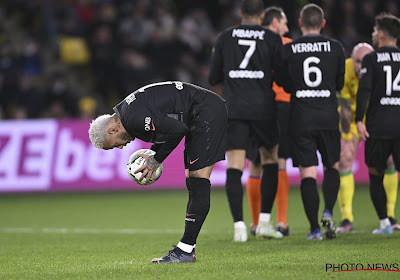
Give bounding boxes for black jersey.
[281,34,345,134]
[113,81,225,162]
[208,24,283,120]
[356,46,400,139]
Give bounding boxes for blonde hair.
[88,114,112,149]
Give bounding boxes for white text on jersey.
[291,41,331,53]
[377,52,400,62]
[232,29,265,40]
[144,117,151,131]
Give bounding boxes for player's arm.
[338,97,351,134]
[336,44,346,92]
[137,115,189,180]
[275,43,292,93]
[151,116,189,163]
[355,55,372,141]
[208,34,224,86]
[338,79,352,134]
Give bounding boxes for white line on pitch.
[0,227,185,234]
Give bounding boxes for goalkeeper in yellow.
[337,43,400,232]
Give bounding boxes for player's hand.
[134,154,161,181]
[356,121,369,141]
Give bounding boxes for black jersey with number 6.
[208,24,283,120]
[281,34,345,134]
[356,46,400,139]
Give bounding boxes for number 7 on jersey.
[238,39,256,69]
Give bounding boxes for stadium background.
[0,0,399,192]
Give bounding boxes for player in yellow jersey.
[337,43,400,232]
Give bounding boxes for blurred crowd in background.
[0,0,399,120]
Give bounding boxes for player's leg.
[226,149,248,241]
[246,159,262,235]
[152,166,214,264]
[152,96,228,263]
[337,133,359,233]
[251,116,282,239]
[383,155,399,230]
[299,165,322,240]
[365,138,392,235]
[275,101,291,235]
[318,130,341,239]
[293,132,322,240]
[225,120,249,242]
[255,143,282,239]
[275,158,290,235]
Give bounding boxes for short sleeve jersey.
[356,46,400,139]
[282,34,345,134]
[208,24,283,120]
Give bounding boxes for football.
[127,149,163,185]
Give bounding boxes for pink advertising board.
[0,119,370,193]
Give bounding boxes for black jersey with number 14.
[281,34,345,134]
[356,46,400,139]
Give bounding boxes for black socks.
[369,173,387,219]
[181,177,211,245]
[225,168,243,222]
[260,163,278,213]
[301,177,320,232]
[322,168,340,213]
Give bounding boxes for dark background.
[0,0,398,120]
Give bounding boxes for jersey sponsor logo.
[151,121,155,131]
[125,93,136,105]
[291,41,331,53]
[296,90,331,98]
[144,117,151,131]
[229,70,264,79]
[232,29,265,40]
[185,217,196,222]
[380,97,400,105]
[189,158,199,164]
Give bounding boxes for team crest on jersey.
[125,92,136,105]
[144,117,151,131]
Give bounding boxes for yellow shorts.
[342,123,359,140]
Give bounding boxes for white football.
[127,149,163,185]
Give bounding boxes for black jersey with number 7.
[208,24,283,120]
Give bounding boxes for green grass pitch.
[0,186,399,279]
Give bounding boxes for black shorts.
[227,118,279,152]
[184,93,228,171]
[365,138,400,172]
[246,137,261,164]
[277,101,292,159]
[292,130,340,168]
